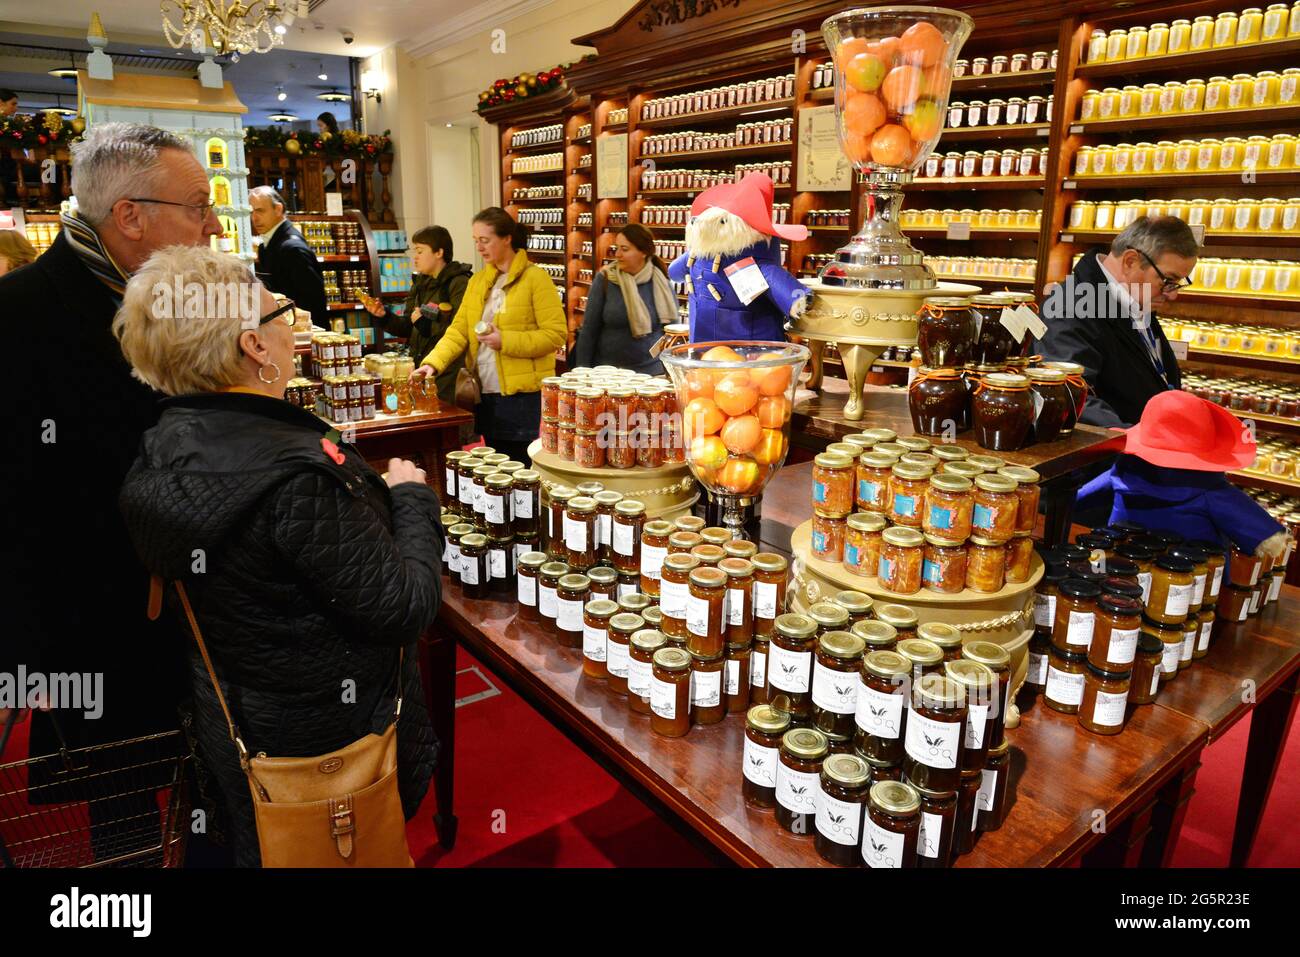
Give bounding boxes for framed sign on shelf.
[796,104,850,193]
[597,132,628,200]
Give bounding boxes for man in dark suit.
[1038,216,1199,428]
[250,185,328,327]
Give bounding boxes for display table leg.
[419,614,459,850]
[1140,757,1202,867]
[1040,476,1082,546]
[1230,666,1300,866]
[1081,797,1157,867]
[838,344,878,422]
[805,340,825,392]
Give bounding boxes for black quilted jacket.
[119,391,443,866]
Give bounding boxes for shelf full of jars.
[285,343,448,425]
[289,210,384,335]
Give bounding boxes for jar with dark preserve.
[953,769,981,856]
[945,660,997,773]
[889,463,933,528]
[659,553,700,640]
[1005,533,1035,584]
[484,474,513,540]
[1146,553,1196,625]
[690,652,726,725]
[852,619,899,653]
[863,780,921,869]
[876,603,920,644]
[776,727,829,833]
[972,473,1020,541]
[918,297,976,368]
[815,754,872,866]
[1026,367,1073,441]
[998,465,1041,535]
[1089,594,1142,671]
[880,526,926,595]
[544,486,576,560]
[909,368,969,436]
[924,474,974,543]
[912,780,958,867]
[969,294,1020,365]
[856,452,897,513]
[517,551,548,621]
[459,533,490,599]
[718,558,755,646]
[923,535,968,594]
[743,705,791,810]
[1079,664,1132,735]
[555,574,591,649]
[808,601,851,638]
[621,621,658,706]
[446,523,473,588]
[845,512,887,578]
[1044,647,1089,714]
[768,613,819,722]
[686,566,728,659]
[639,519,673,597]
[973,373,1034,452]
[863,755,903,786]
[650,647,692,738]
[832,590,875,627]
[487,535,515,594]
[903,674,967,792]
[855,650,910,764]
[975,738,1011,832]
[455,457,482,514]
[443,450,468,506]
[471,465,497,530]
[813,631,867,740]
[538,561,570,634]
[750,632,772,706]
[582,599,619,679]
[1129,634,1164,705]
[751,553,789,637]
[514,532,541,569]
[812,452,856,518]
[1052,579,1101,653]
[961,641,1012,750]
[1168,544,1209,613]
[725,644,751,714]
[1040,360,1088,431]
[587,565,618,601]
[918,622,963,662]
[966,535,1008,593]
[1024,630,1052,691]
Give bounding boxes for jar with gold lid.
[516,551,548,621]
[844,512,887,579]
[751,552,788,638]
[743,704,791,809]
[923,473,974,543]
[639,519,673,597]
[1168,18,1192,53]
[972,473,1019,541]
[650,647,692,737]
[813,631,867,740]
[923,535,968,594]
[1044,646,1089,714]
[877,603,919,644]
[776,727,829,832]
[966,535,1008,593]
[815,753,872,865]
[1079,664,1132,735]
[813,452,856,518]
[582,599,619,679]
[855,649,910,764]
[856,451,897,513]
[904,674,967,792]
[879,526,926,595]
[945,659,996,773]
[608,614,646,699]
[659,552,700,640]
[889,463,933,528]
[864,780,921,869]
[1263,3,1290,39]
[1214,11,1240,47]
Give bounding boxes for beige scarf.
[603,259,676,338]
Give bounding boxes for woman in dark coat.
[114,245,442,867]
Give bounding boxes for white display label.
[564,515,587,552]
[1268,574,1283,603]
[512,489,533,520]
[1164,582,1194,619]
[856,681,905,739]
[686,594,712,638]
[459,482,474,507]
[445,467,456,494]
[1198,620,1213,652]
[1034,594,1056,628]
[725,658,742,696]
[661,579,689,618]
[816,791,864,847]
[447,543,461,577]
[775,764,820,816]
[1250,563,1260,587]
[905,710,961,770]
[1210,564,1224,598]
[812,661,858,715]
[489,548,506,580]
[1160,640,1182,676]
[517,573,537,606]
[597,513,613,548]
[690,668,722,707]
[557,597,584,633]
[472,482,485,514]
[485,495,506,525]
[1027,651,1049,685]
[1067,610,1095,647]
[1091,688,1129,728]
[863,817,906,869]
[767,644,812,693]
[609,640,631,681]
[976,768,998,812]
[460,559,479,586]
[538,584,558,619]
[754,581,779,619]
[965,703,989,750]
[918,811,945,859]
[1150,662,1162,696]
[742,737,778,788]
[613,521,635,556]
[1139,572,1152,605]
[583,625,607,661]
[1045,666,1085,707]
[727,588,746,627]
[750,650,767,688]
[1181,630,1196,663]
[650,676,679,720]
[640,544,667,580]
[1107,627,1140,666]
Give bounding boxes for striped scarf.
[60,211,130,300]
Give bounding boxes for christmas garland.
[244,126,393,157]
[0,111,79,149]
[475,55,595,113]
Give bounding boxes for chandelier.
[160,0,307,57]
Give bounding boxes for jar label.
[768,644,812,693]
[1107,627,1140,666]
[751,650,767,688]
[515,572,537,606]
[1046,665,1086,706]
[725,658,742,696]
[1067,610,1095,646]
[661,579,689,618]
[863,817,906,869]
[459,483,474,508]
[929,505,954,530]
[976,768,998,812]
[1139,572,1153,605]
[461,559,480,586]
[614,521,635,556]
[727,588,747,626]
[1034,594,1056,628]
[690,667,722,707]
[1150,662,1162,696]
[1192,573,1207,607]
[812,480,829,504]
[816,791,863,847]
[859,480,881,505]
[1250,563,1260,586]
[972,504,993,530]
[1164,582,1194,618]
[448,543,462,577]
[1181,630,1196,662]
[918,811,945,859]
[444,467,456,494]
[489,548,507,580]
[893,494,917,518]
[686,594,712,638]
[618,582,638,601]
[1027,651,1049,685]
[558,597,584,632]
[608,639,631,680]
[641,544,667,579]
[812,660,858,714]
[1091,688,1129,727]
[742,737,778,788]
[856,680,905,739]
[485,495,507,525]
[538,584,558,619]
[879,556,895,580]
[923,559,941,585]
[650,676,679,720]
[512,488,533,519]
[1268,574,1284,603]
[1161,640,1182,675]
[812,530,829,554]
[965,704,989,750]
[905,710,960,769]
[582,623,609,661]
[564,515,588,552]
[775,764,819,815]
[754,581,780,620]
[597,513,613,547]
[1283,77,1297,101]
[473,483,485,515]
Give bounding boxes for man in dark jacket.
[1038,215,1198,428]
[250,185,328,327]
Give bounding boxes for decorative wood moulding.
[477,83,577,125]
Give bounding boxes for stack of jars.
[1070,252,1299,299]
[1086,8,1300,66]
[1183,370,1300,421]
[510,184,564,201]
[638,74,794,121]
[1162,317,1300,360]
[900,207,1041,231]
[927,256,1037,283]
[1080,69,1300,124]
[1074,136,1299,178]
[1247,488,1300,549]
[441,448,540,601]
[945,95,1052,130]
[539,367,685,469]
[607,107,629,125]
[1069,196,1300,235]
[805,208,852,228]
[509,152,564,174]
[810,433,1042,598]
[510,123,563,149]
[1245,435,1300,480]
[953,49,1057,76]
[925,147,1048,180]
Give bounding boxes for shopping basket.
[0,710,192,868]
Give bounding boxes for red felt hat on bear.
[1122,389,1257,471]
[690,172,809,242]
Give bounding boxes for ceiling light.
[49,52,78,78]
[318,62,328,80]
[269,112,298,122]
[277,85,287,101]
[317,89,350,102]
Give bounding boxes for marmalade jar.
[1130,633,1164,705]
[686,566,728,659]
[1146,554,1196,624]
[966,535,1008,593]
[913,780,958,868]
[917,297,976,369]
[879,527,926,595]
[555,574,591,649]
[813,452,856,518]
[998,465,1041,534]
[516,551,548,621]
[719,557,755,646]
[855,649,911,764]
[659,553,701,640]
[582,598,619,679]
[923,473,974,543]
[768,613,819,722]
[856,452,898,513]
[944,660,997,772]
[650,647,693,737]
[815,754,872,866]
[1053,578,1102,652]
[623,622,660,707]
[1078,664,1131,735]
[612,500,645,574]
[776,728,829,833]
[1005,533,1035,583]
[639,519,673,597]
[751,553,789,638]
[924,535,969,594]
[690,652,727,725]
[889,463,933,528]
[813,631,868,739]
[844,512,888,578]
[811,513,847,563]
[972,473,1020,541]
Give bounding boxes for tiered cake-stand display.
[527,442,699,521]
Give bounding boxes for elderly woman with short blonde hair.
[114,244,443,867]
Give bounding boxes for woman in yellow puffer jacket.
[414,207,566,463]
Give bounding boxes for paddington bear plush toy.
[668,172,811,343]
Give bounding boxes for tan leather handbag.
[172,580,414,868]
[454,351,481,412]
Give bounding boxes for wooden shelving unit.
[940,123,1053,142]
[1072,104,1300,137]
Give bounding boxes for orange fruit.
[881,65,923,114]
[702,344,744,363]
[683,397,724,438]
[721,414,762,455]
[842,135,872,165]
[755,361,793,396]
[690,434,729,471]
[714,374,759,417]
[719,457,760,495]
[752,428,787,467]
[922,63,952,97]
[844,52,888,93]
[903,99,943,141]
[868,36,901,65]
[756,395,791,429]
[871,124,914,167]
[682,369,717,403]
[899,22,947,68]
[843,90,887,139]
[837,37,872,62]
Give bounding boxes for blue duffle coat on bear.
[668,237,809,343]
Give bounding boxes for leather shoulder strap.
[174,580,251,767]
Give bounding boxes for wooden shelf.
[911,176,1046,190]
[572,278,592,286]
[804,224,851,233]
[507,195,567,204]
[1230,469,1300,495]
[316,254,370,264]
[635,141,793,163]
[935,274,1035,286]
[1074,37,1300,83]
[808,87,835,102]
[940,123,1053,142]
[327,302,367,312]
[506,140,565,156]
[1226,408,1300,434]
[639,184,792,196]
[1184,347,1300,373]
[910,226,1040,239]
[1064,171,1300,190]
[1062,229,1300,248]
[951,68,1057,93]
[572,135,591,145]
[1176,289,1300,310]
[635,98,793,130]
[1071,104,1300,136]
[525,248,567,258]
[602,123,627,132]
[506,168,564,179]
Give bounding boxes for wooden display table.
[324,400,473,502]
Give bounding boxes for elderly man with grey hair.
[1039,215,1199,428]
[2,124,222,819]
[249,184,327,326]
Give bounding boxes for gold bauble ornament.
[515,84,528,97]
[526,77,538,89]
[70,116,86,134]
[285,138,301,155]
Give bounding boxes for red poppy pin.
[321,430,346,465]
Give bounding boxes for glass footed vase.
[820,5,973,290]
[659,341,810,541]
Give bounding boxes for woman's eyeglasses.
[259,300,297,327]
[1136,248,1193,293]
